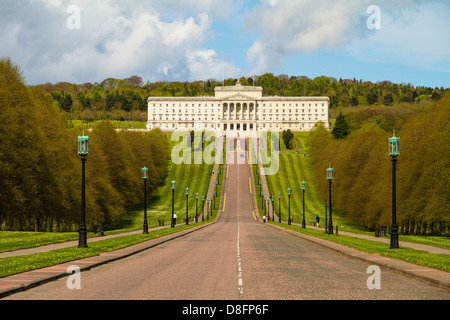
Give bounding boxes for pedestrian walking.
[263,215,266,223]
[315,215,320,227]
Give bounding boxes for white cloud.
[345,1,450,72]
[0,0,238,84]
[246,0,450,74]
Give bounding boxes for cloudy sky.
[1,0,449,87]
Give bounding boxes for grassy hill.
[260,132,364,232]
[116,135,215,229]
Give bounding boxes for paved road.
[4,144,449,300]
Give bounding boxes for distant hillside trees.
[35,73,448,122]
[0,58,169,231]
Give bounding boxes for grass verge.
[0,222,214,278]
[270,222,450,272]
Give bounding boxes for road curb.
[266,223,450,291]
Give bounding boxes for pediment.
[220,93,256,101]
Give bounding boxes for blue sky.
[1,0,449,88]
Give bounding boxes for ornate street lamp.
[267,197,270,220]
[195,193,199,223]
[185,187,189,225]
[278,192,281,223]
[271,196,275,222]
[261,191,264,209]
[207,198,210,221]
[202,195,205,222]
[77,129,89,248]
[389,130,400,249]
[210,196,213,217]
[171,180,176,228]
[302,180,306,228]
[287,187,291,225]
[327,164,333,234]
[142,166,149,234]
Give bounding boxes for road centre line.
[223,193,226,211]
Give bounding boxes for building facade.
[147,81,330,135]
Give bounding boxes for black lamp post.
[142,166,149,234]
[202,195,205,222]
[171,180,176,228]
[215,180,218,198]
[210,196,213,217]
[185,187,189,225]
[207,198,209,221]
[389,130,400,249]
[271,196,274,222]
[327,164,333,234]
[261,191,264,210]
[278,192,281,223]
[287,187,291,225]
[267,197,270,220]
[302,180,306,228]
[259,180,262,197]
[195,193,199,223]
[77,129,89,248]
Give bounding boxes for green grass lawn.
[70,120,147,129]
[115,136,222,229]
[260,132,361,231]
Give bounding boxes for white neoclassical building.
[147,81,330,135]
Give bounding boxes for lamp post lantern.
[142,166,149,234]
[287,187,291,225]
[327,164,333,234]
[389,130,400,249]
[171,180,176,228]
[185,187,189,225]
[77,130,89,248]
[301,180,306,228]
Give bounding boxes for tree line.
[0,58,170,231]
[307,95,450,235]
[37,73,448,123]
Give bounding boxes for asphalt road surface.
[5,143,449,300]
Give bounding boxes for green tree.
[282,129,294,149]
[331,112,350,139]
